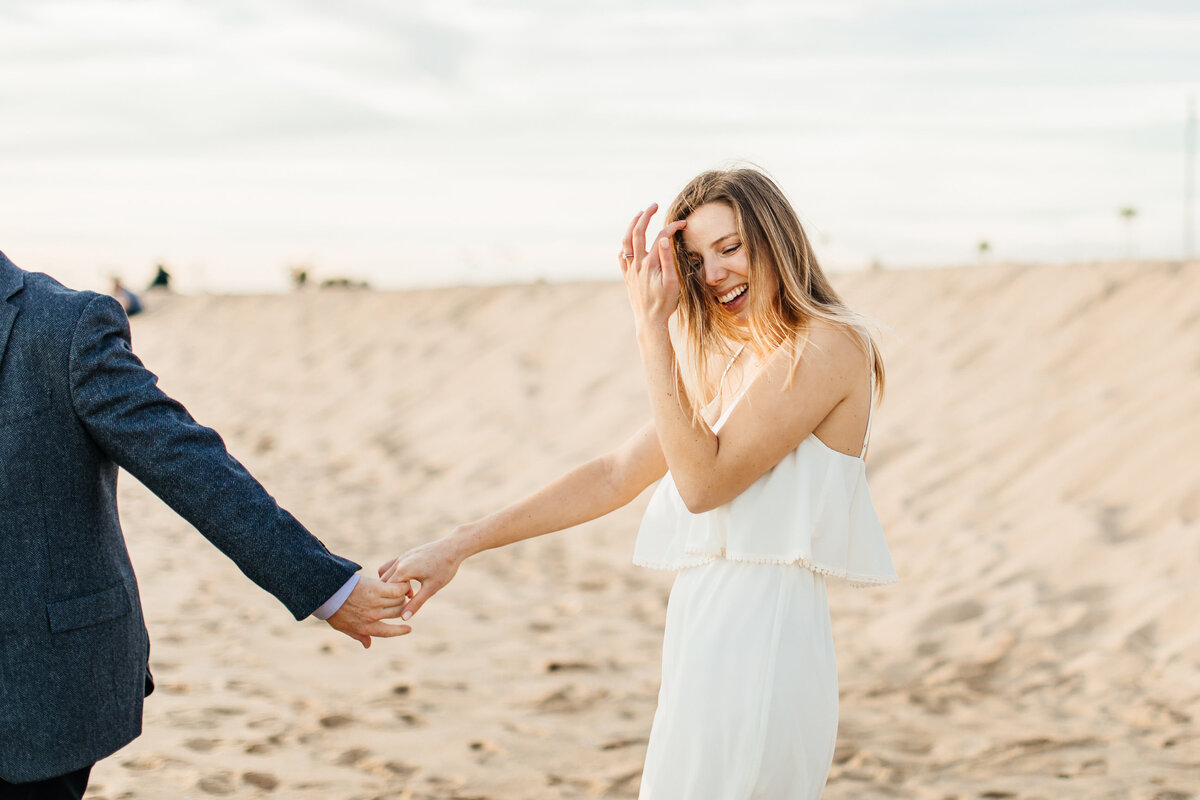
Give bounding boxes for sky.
[1,0,1198,292]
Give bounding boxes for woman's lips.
[717,283,748,312]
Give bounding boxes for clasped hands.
[324,535,468,647]
[324,575,414,648]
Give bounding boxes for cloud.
[0,0,487,154]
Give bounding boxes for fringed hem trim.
[632,549,898,588]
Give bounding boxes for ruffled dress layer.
[633,432,898,586]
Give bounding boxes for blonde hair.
[665,167,885,405]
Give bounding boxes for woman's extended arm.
[378,421,666,617]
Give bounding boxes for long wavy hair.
[665,167,885,406]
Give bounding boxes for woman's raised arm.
[622,205,863,515]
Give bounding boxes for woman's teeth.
[718,285,747,304]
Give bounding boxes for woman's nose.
[704,261,728,285]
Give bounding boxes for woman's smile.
[717,283,749,313]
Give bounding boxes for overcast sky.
[1,0,1198,291]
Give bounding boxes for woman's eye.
[722,243,741,256]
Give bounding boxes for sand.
[81,261,1200,800]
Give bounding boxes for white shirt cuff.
[311,574,360,620]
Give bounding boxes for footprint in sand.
[914,639,940,657]
[166,706,242,731]
[533,685,609,713]
[319,712,355,729]
[121,755,175,771]
[919,599,984,629]
[395,711,427,726]
[225,678,272,698]
[383,761,419,778]
[603,768,643,797]
[242,771,280,791]
[183,738,219,752]
[336,747,372,766]
[469,739,505,764]
[545,660,596,673]
[197,772,235,795]
[545,773,596,793]
[244,733,285,754]
[599,737,647,751]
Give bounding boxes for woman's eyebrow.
[710,232,738,247]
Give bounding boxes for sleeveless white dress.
[633,367,897,799]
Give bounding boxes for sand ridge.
[82,261,1199,799]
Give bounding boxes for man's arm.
[67,293,409,643]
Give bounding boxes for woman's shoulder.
[798,318,871,371]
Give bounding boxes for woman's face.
[680,202,754,320]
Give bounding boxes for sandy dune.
[82,261,1199,799]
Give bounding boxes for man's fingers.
[365,621,412,638]
[375,578,412,599]
[372,600,411,619]
[359,576,411,600]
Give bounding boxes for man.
[0,250,410,798]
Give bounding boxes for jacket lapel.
[0,253,26,367]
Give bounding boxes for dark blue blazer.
[0,252,359,782]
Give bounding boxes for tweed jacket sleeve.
[66,293,359,619]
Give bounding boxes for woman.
[379,167,897,798]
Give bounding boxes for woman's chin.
[719,290,750,319]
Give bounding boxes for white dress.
[633,370,897,799]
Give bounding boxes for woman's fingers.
[662,219,687,239]
[620,210,644,275]
[649,220,686,266]
[400,578,444,620]
[636,220,685,282]
[380,561,402,583]
[659,234,681,293]
[630,203,657,270]
[622,206,681,277]
[620,210,642,273]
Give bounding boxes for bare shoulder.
[796,319,869,384]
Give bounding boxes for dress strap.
[860,337,876,458]
[718,345,746,387]
[710,345,748,433]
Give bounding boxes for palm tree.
[1119,207,1138,260]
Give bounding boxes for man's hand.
[325,577,414,648]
